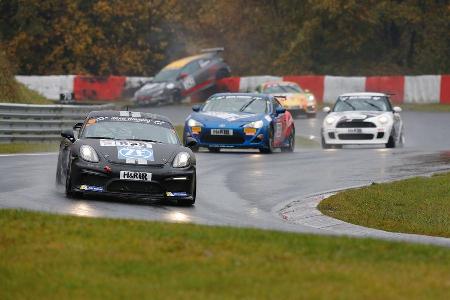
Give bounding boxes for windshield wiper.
[363,100,382,111]
[127,138,162,143]
[239,98,258,112]
[343,101,356,110]
[85,136,116,140]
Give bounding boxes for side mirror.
[192,104,202,112]
[61,129,75,143]
[323,106,331,113]
[73,123,83,130]
[275,107,286,115]
[393,106,402,113]
[185,137,198,148]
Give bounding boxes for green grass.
[0,209,449,299]
[318,172,450,238]
[0,142,59,154]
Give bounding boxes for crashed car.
[183,93,295,153]
[321,92,404,149]
[56,110,197,205]
[133,48,231,106]
[255,81,317,118]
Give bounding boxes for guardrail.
[0,103,115,143]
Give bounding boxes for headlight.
[173,152,190,168]
[325,117,336,125]
[80,145,99,163]
[307,94,315,103]
[187,119,203,127]
[378,116,389,124]
[166,83,175,89]
[243,120,264,128]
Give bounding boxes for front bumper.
[184,125,269,149]
[70,159,195,201]
[322,126,391,145]
[284,105,316,114]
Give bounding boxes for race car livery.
[321,92,404,148]
[183,93,295,153]
[56,110,197,205]
[256,81,317,118]
[133,48,231,106]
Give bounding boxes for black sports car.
[56,110,197,205]
[133,48,231,105]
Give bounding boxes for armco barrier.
[0,103,115,143]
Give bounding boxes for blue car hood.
[190,111,264,126]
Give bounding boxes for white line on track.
[0,152,57,157]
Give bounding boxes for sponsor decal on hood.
[201,111,258,122]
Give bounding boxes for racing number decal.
[182,75,196,90]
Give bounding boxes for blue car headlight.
[243,120,264,129]
[187,119,203,127]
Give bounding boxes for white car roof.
[339,92,387,97]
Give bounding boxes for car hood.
[325,111,393,125]
[134,82,169,97]
[272,93,308,106]
[82,139,181,165]
[190,111,265,126]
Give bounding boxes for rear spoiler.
[201,47,224,54]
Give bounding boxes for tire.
[386,136,396,148]
[55,152,63,185]
[281,129,295,152]
[208,147,220,153]
[259,128,274,153]
[65,164,80,198]
[321,136,331,149]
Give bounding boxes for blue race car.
[183,93,295,153]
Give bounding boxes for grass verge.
[0,209,449,299]
[318,172,450,238]
[0,142,59,154]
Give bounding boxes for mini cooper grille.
[336,121,376,128]
[107,181,164,195]
[338,134,374,140]
[201,134,245,144]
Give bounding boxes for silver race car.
[321,93,404,149]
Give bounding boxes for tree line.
[0,0,448,76]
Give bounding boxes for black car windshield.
[333,96,391,112]
[81,121,179,144]
[202,96,268,114]
[153,68,180,82]
[263,84,303,94]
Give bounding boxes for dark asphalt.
[1,105,450,238]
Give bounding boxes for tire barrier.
[0,103,114,143]
[15,74,449,104]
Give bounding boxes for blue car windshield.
[202,96,268,114]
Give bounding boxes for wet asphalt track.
[1,105,450,240]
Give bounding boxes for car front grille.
[336,121,376,128]
[201,133,245,144]
[338,134,374,140]
[107,180,164,195]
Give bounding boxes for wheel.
[172,90,182,104]
[321,136,331,149]
[281,129,295,152]
[307,113,316,119]
[55,152,63,185]
[386,136,396,148]
[65,164,80,198]
[259,128,275,153]
[208,147,220,153]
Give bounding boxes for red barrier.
[440,75,450,104]
[74,76,126,101]
[365,76,404,104]
[283,76,325,103]
[216,77,241,92]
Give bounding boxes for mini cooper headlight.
[166,83,175,89]
[307,94,315,103]
[378,115,389,124]
[80,145,99,163]
[325,116,336,125]
[243,120,264,129]
[187,119,203,127]
[173,152,190,168]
